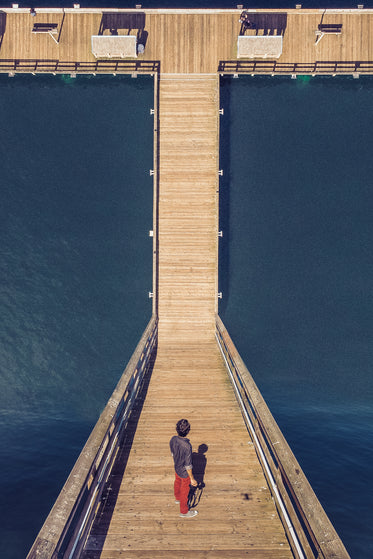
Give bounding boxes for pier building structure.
[1,5,367,558]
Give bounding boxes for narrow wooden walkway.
[83,343,293,558]
[157,75,219,345]
[80,75,293,558]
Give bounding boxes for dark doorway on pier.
[79,343,157,556]
[239,12,287,37]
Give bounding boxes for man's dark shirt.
[170,435,192,478]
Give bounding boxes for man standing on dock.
[170,419,198,518]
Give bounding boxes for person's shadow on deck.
[188,444,208,509]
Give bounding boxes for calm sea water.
[0,74,153,557]
[219,76,373,558]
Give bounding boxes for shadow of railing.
[26,316,158,559]
[0,58,160,73]
[82,334,158,556]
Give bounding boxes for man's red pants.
[174,472,190,514]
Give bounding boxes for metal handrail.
[215,315,350,559]
[27,315,158,559]
[1,58,372,76]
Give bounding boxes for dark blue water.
[219,75,373,558]
[0,74,153,557]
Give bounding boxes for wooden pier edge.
[26,316,157,559]
[152,72,159,317]
[216,315,350,559]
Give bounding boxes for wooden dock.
[15,6,357,559]
[82,345,293,558]
[1,8,373,75]
[157,75,219,344]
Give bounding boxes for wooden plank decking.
[79,73,294,557]
[157,75,219,344]
[82,344,293,558]
[1,9,373,74]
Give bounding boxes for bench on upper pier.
[237,35,283,59]
[32,23,59,44]
[315,23,343,45]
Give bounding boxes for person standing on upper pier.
[239,10,255,30]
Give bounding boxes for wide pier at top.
[5,5,359,559]
[1,6,373,74]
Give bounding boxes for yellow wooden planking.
[157,75,219,345]
[1,10,373,73]
[82,344,293,558]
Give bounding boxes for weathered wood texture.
[79,75,291,558]
[157,75,219,344]
[1,9,373,74]
[81,344,293,559]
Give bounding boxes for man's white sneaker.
[180,510,198,518]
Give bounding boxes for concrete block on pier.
[237,35,283,59]
[91,35,137,58]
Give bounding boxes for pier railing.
[215,315,350,559]
[2,58,372,76]
[219,59,373,75]
[0,59,160,74]
[27,315,158,559]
